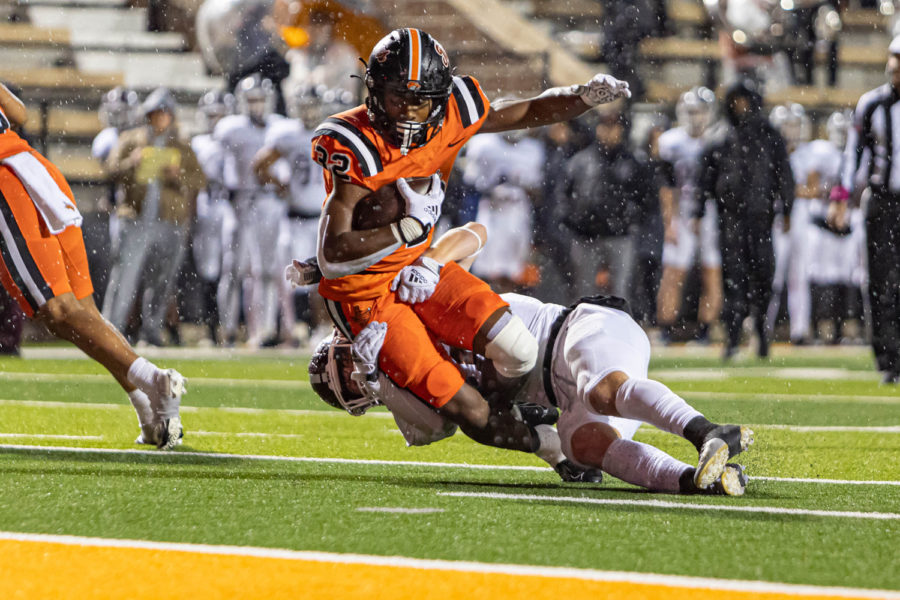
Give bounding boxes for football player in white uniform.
[214,74,285,346]
[252,85,352,346]
[191,90,235,344]
[656,87,722,344]
[767,103,822,344]
[305,224,753,495]
[464,132,544,291]
[93,86,141,256]
[806,110,861,342]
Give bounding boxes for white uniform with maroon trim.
[377,293,646,454]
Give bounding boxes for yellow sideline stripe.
[0,538,895,600]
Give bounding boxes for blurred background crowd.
[0,0,894,356]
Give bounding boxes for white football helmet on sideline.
[769,103,811,149]
[235,73,275,125]
[825,110,852,150]
[676,86,716,138]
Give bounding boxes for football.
[351,176,434,230]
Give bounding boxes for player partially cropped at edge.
[309,28,637,466]
[0,82,186,449]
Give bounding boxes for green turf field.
[1,346,898,597]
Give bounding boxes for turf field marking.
[640,424,900,434]
[0,371,310,389]
[2,444,899,487]
[678,391,900,404]
[356,507,445,514]
[0,434,101,440]
[190,430,307,439]
[756,476,900,486]
[440,491,900,521]
[652,368,878,381]
[1,531,898,599]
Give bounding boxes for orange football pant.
[330,262,508,408]
[0,152,93,318]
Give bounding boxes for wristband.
[390,217,426,244]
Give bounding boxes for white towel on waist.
[2,151,83,234]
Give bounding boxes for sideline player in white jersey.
[656,87,721,344]
[191,90,235,344]
[252,85,353,345]
[304,224,754,495]
[464,132,544,291]
[806,111,862,341]
[214,74,285,346]
[767,103,823,344]
[92,86,141,256]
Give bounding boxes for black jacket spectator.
[696,80,794,358]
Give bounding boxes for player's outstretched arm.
[0,82,27,127]
[426,222,486,270]
[480,73,631,133]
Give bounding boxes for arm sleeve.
[842,95,869,193]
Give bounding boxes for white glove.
[573,73,631,106]
[394,174,443,244]
[284,257,321,288]
[350,321,387,399]
[390,256,442,303]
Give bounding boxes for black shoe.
[554,459,603,483]
[694,425,754,489]
[515,402,559,426]
[881,371,900,385]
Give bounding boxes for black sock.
[683,415,717,452]
[679,468,699,494]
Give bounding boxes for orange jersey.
[0,105,34,161]
[311,75,490,302]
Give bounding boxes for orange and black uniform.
[312,75,507,408]
[0,106,93,317]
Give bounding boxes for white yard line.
[0,371,310,389]
[675,390,900,404]
[638,424,900,434]
[1,444,898,487]
[0,530,897,599]
[355,507,445,514]
[0,434,101,440]
[439,491,900,521]
[189,431,307,439]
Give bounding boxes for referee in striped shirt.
[837,35,900,384]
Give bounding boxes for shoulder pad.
[451,76,489,129]
[313,117,383,179]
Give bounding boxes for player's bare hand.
[574,74,631,106]
[390,256,442,303]
[827,200,848,230]
[163,163,181,183]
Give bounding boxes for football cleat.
[136,424,183,447]
[694,425,754,489]
[705,463,748,496]
[515,402,559,427]
[152,417,183,451]
[554,459,603,484]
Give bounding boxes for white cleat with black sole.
[149,369,187,450]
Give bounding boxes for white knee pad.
[484,313,538,379]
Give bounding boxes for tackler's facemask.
[308,332,380,416]
[364,28,453,155]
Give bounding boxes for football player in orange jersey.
[310,28,630,455]
[0,82,185,449]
